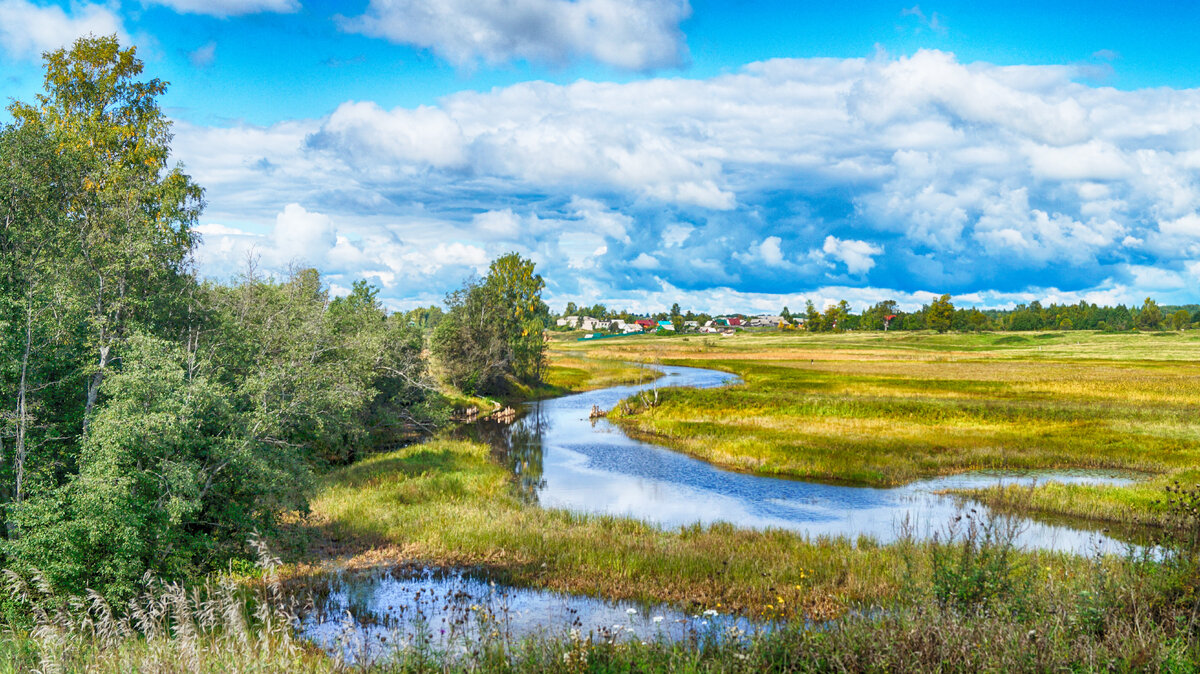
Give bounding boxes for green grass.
[440,350,658,412]
[546,330,1200,525]
[267,435,1199,672]
[289,438,913,617]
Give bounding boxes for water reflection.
[463,365,1141,554]
[302,568,764,666]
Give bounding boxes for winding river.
[304,363,1142,662]
[463,363,1138,554]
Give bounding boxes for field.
[10,333,1199,671]
[547,330,1200,527]
[272,437,1195,671]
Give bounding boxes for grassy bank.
[8,431,1198,670]
[441,348,658,415]
[272,437,1196,671]
[290,438,910,617]
[551,331,1200,525]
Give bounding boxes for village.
[555,313,795,337]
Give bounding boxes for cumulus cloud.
[0,0,125,59]
[821,236,884,274]
[337,0,689,70]
[144,0,299,17]
[177,50,1200,308]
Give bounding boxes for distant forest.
[546,297,1199,334]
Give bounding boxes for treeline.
[556,295,1198,334]
[822,296,1195,333]
[0,37,546,603]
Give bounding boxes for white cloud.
[630,253,660,269]
[0,0,125,59]
[189,41,216,68]
[144,0,299,17]
[273,203,336,265]
[337,0,689,70]
[821,236,883,274]
[176,50,1200,308]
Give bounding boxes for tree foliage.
[432,253,548,395]
[0,36,446,601]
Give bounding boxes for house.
[684,320,699,328]
[657,320,675,331]
[621,322,643,333]
[749,315,785,328]
[579,317,601,331]
[635,319,656,330]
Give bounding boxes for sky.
[3,1,1200,313]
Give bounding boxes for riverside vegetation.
[4,34,1200,673]
[587,330,1200,529]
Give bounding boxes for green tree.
[0,125,85,507]
[487,253,549,383]
[7,335,309,601]
[860,300,898,331]
[804,300,822,331]
[1171,309,1190,331]
[1135,297,1163,330]
[10,35,203,430]
[433,254,548,395]
[927,294,955,333]
[822,300,849,332]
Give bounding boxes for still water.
[303,569,763,664]
[462,364,1138,554]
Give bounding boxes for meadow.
[558,330,1200,528]
[6,330,1200,671]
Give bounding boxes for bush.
[929,510,1026,611]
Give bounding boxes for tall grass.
[0,538,329,673]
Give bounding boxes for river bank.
[568,331,1200,527]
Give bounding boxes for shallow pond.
[459,364,1140,554]
[302,569,764,665]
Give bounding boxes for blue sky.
[3,0,1200,312]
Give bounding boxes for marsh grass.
[564,331,1200,525]
[7,437,1199,671]
[275,435,1200,671]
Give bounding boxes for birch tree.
[9,35,203,432]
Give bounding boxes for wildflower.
[702,609,718,617]
[626,608,637,615]
[652,616,664,623]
